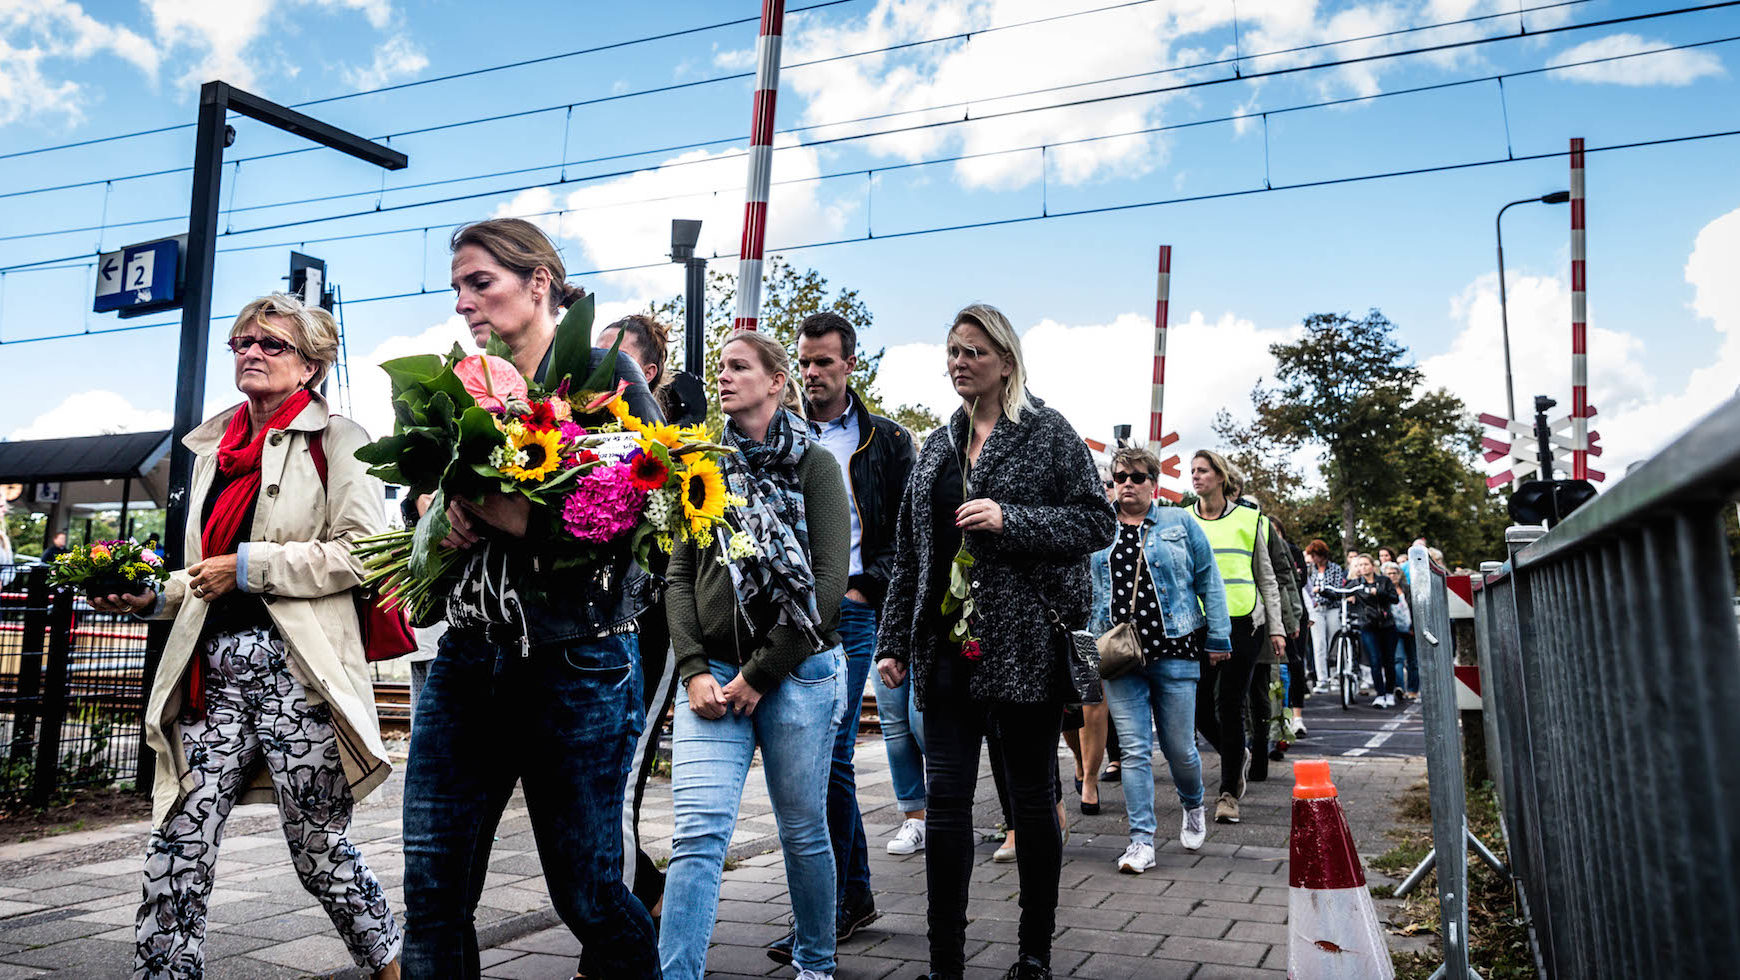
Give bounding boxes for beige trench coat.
[144,394,392,829]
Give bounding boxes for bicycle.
[1319,584,1366,711]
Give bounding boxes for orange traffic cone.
[1288,759,1394,979]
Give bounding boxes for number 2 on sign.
[124,252,155,293]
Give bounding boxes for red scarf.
[201,390,313,559]
[186,389,312,715]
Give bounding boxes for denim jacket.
[1088,503,1232,654]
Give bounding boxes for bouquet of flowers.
[349,295,738,622]
[46,539,169,600]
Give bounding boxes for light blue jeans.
[1103,656,1204,846]
[659,649,845,979]
[870,642,926,813]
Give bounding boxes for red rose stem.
[1569,137,1588,479]
[733,0,785,333]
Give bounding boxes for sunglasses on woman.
[1111,471,1152,484]
[227,335,298,357]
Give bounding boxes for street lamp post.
[670,219,705,372]
[1495,190,1571,426]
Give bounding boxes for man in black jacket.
[765,312,917,966]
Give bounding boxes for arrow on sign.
[94,249,124,298]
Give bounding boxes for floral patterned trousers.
[133,626,401,979]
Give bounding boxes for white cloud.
[491,135,855,300]
[875,308,1295,489]
[0,0,159,126]
[144,0,411,90]
[343,32,426,90]
[9,390,171,440]
[1547,34,1725,87]
[1422,208,1740,481]
[1589,206,1740,476]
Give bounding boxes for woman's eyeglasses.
[1111,471,1152,484]
[227,336,298,357]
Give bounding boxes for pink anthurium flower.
[454,354,528,411]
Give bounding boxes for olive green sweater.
[665,447,850,693]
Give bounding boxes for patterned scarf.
[720,408,824,651]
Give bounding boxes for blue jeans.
[1361,627,1399,696]
[401,629,656,980]
[1395,631,1419,694]
[660,650,845,979]
[870,632,926,813]
[829,598,876,916]
[1104,657,1203,845]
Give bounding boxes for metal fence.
[1471,395,1740,978]
[0,564,149,806]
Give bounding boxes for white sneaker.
[1117,841,1156,874]
[1375,694,1392,708]
[1181,806,1207,850]
[887,817,926,855]
[795,970,834,980]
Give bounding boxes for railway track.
[373,680,883,738]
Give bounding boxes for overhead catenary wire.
[0,0,866,163]
[2,11,1732,255]
[3,28,1735,278]
[0,0,1599,202]
[4,124,1733,347]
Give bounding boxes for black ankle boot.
[1003,954,1053,979]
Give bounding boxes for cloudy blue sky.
[2,0,1736,492]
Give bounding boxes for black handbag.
[1047,607,1102,706]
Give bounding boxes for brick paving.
[0,698,1426,977]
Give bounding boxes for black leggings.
[1196,614,1261,794]
[925,653,1064,973]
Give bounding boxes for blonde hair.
[722,331,805,420]
[230,292,338,389]
[951,304,1033,424]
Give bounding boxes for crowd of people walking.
[94,217,1436,979]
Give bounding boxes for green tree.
[1212,408,1339,548]
[1242,310,1507,568]
[648,256,941,435]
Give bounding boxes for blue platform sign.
[94,237,181,314]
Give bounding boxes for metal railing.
[1471,395,1740,978]
[0,564,149,805]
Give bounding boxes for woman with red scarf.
[93,295,401,980]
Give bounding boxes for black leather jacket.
[808,390,917,609]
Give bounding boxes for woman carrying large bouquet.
[400,219,664,979]
[92,295,402,979]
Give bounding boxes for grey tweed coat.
[878,394,1115,706]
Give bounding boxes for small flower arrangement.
[349,294,738,622]
[46,539,168,599]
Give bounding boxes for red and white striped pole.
[1148,245,1171,450]
[733,0,785,333]
[1569,137,1588,479]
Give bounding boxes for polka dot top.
[1110,522,1204,661]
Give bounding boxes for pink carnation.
[559,421,587,442]
[559,464,647,543]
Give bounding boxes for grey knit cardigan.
[877,395,1115,706]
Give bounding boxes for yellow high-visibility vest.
[1190,503,1266,618]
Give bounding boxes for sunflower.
[500,425,565,483]
[678,457,728,535]
[637,421,684,452]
